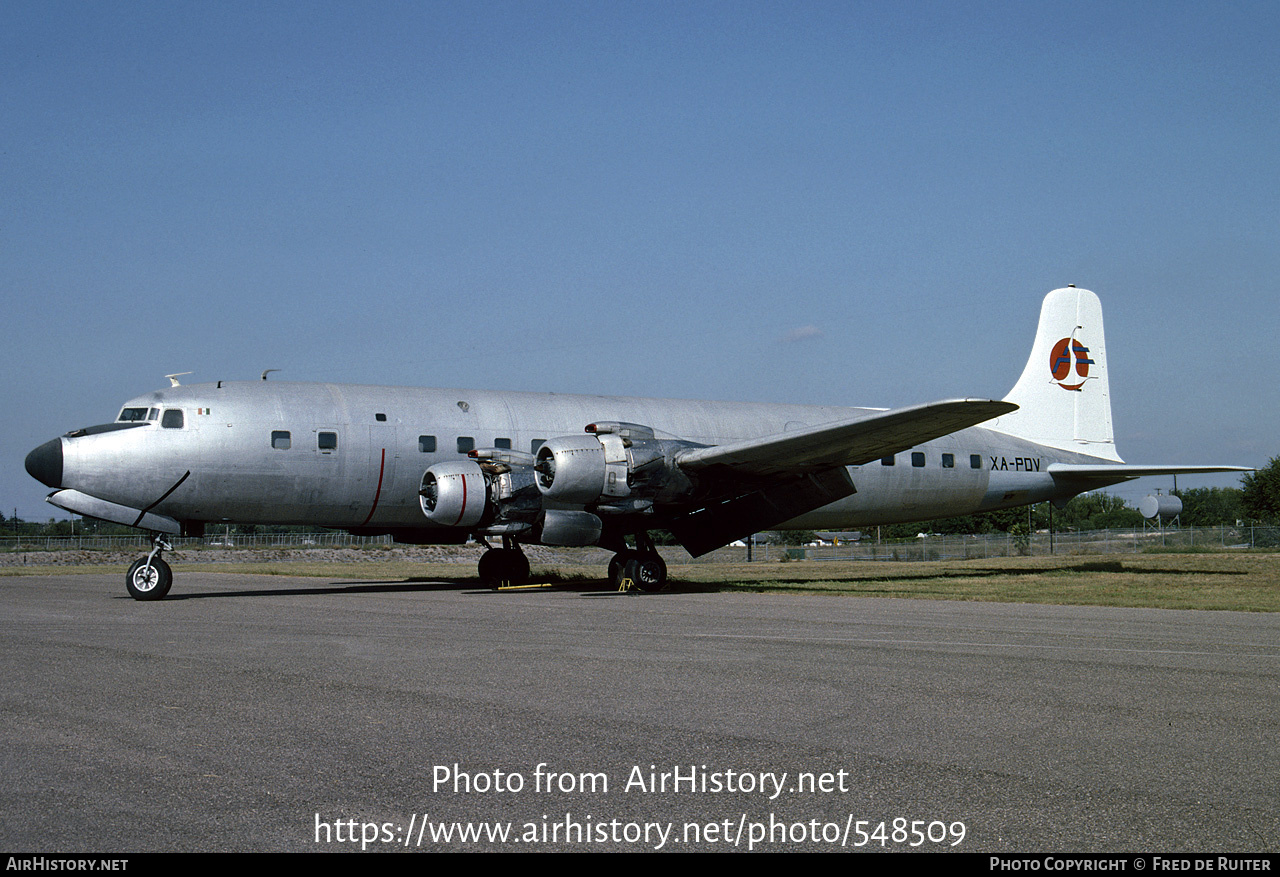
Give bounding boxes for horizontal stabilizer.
[1048,463,1253,478]
[1047,462,1253,492]
[675,398,1017,478]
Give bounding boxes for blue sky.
[4,1,1277,519]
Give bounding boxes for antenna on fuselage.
[261,369,281,381]
[165,372,192,387]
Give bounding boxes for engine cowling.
[420,452,543,534]
[419,461,487,528]
[533,423,699,509]
[534,434,619,504]
[423,424,701,538]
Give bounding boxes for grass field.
[5,550,1279,612]
[667,552,1280,612]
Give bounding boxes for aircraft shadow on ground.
[728,560,1249,587]
[135,561,1244,601]
[152,577,707,600]
[156,580,475,600]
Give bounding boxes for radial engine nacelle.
[418,451,604,547]
[419,448,541,533]
[532,422,700,512]
[420,424,702,547]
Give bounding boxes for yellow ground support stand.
[494,581,557,591]
[491,578,636,592]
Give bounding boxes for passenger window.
[457,436,475,453]
[881,456,895,466]
[318,432,337,451]
[531,439,545,454]
[272,430,291,450]
[161,409,184,429]
[419,435,437,453]
[942,453,955,468]
[495,438,511,450]
[375,413,387,422]
[971,454,982,469]
[911,452,925,467]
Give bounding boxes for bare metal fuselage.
[49,380,1109,537]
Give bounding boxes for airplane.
[24,287,1249,601]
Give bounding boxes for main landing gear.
[476,533,669,592]
[607,533,668,592]
[126,534,173,601]
[477,537,531,587]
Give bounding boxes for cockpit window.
[119,408,149,422]
[161,409,184,429]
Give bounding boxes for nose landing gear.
[126,535,173,601]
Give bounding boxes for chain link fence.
[2,525,1277,561]
[0,531,395,552]
[702,525,1278,564]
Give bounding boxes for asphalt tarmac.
[2,571,1277,852]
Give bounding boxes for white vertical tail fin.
[996,287,1122,461]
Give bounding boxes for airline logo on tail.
[1049,334,1095,391]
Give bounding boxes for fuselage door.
[361,421,400,524]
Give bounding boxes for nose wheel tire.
[126,557,173,601]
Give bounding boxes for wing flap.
[675,398,1017,478]
[668,468,857,557]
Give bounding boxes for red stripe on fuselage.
[359,448,387,527]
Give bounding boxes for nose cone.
[25,438,63,489]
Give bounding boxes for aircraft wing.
[664,398,1016,555]
[674,398,1018,479]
